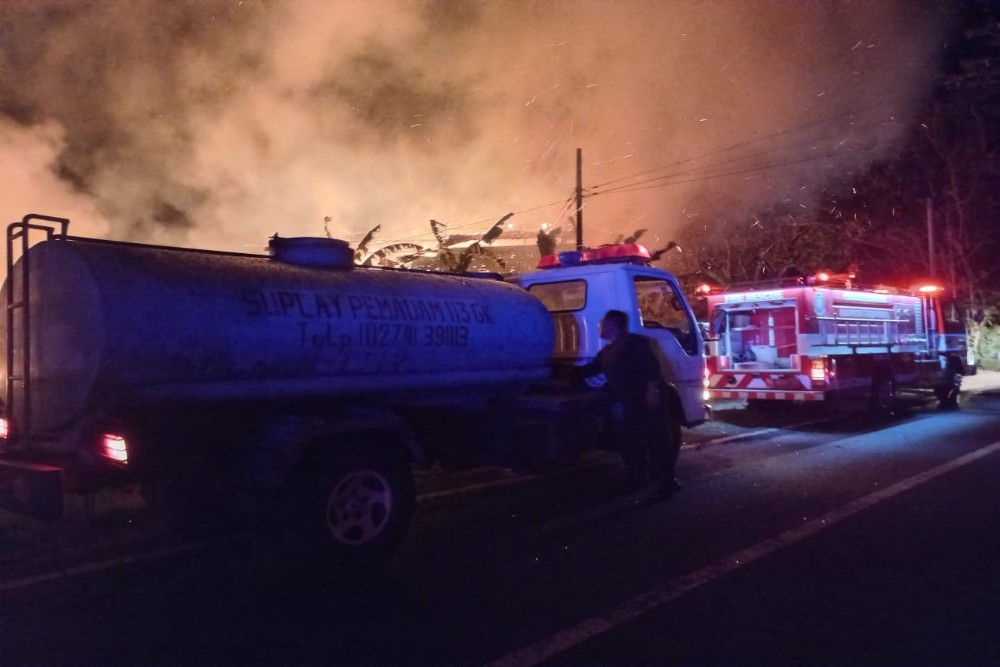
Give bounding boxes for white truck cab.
[511,244,707,427]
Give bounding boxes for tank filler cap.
[267,235,354,269]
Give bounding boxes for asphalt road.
[2,384,999,667]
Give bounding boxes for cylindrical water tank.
[1,237,555,432]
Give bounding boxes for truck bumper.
[710,389,826,401]
[0,459,64,519]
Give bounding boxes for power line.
[591,149,846,197]
[586,94,909,193]
[376,95,913,247]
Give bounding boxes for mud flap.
[0,459,64,519]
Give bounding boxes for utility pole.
[926,197,935,277]
[575,148,584,251]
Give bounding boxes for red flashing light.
[590,243,651,262]
[537,253,563,269]
[695,283,714,296]
[536,243,652,269]
[815,271,831,282]
[917,284,943,294]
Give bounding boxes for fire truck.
[703,272,971,414]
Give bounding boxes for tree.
[427,215,510,273]
[325,216,425,267]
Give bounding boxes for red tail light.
[101,433,129,464]
[810,359,829,385]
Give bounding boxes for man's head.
[599,309,628,341]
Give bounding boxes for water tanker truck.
[0,214,707,567]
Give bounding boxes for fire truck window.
[634,278,696,354]
[527,280,587,312]
[712,304,796,367]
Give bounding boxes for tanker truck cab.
[511,244,708,429]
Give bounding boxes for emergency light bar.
[537,243,652,269]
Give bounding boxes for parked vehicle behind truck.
[0,214,706,568]
[703,271,971,415]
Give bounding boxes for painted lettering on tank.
[299,322,353,348]
[246,287,490,351]
[244,288,490,327]
[243,289,342,318]
[423,324,469,347]
[357,322,420,348]
[345,294,491,325]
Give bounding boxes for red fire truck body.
[704,276,968,410]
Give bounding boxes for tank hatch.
[268,235,354,269]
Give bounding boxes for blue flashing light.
[558,251,583,266]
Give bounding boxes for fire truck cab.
[703,273,970,414]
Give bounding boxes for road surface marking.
[0,534,246,593]
[683,416,836,449]
[484,439,1000,667]
[422,418,835,502]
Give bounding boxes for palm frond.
[356,224,382,258]
[430,219,448,246]
[361,242,425,266]
[623,228,647,244]
[481,212,513,245]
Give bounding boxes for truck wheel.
[870,373,897,419]
[291,443,415,570]
[651,393,683,482]
[934,366,962,409]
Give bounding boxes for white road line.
[0,534,246,593]
[484,440,1000,667]
[417,457,614,503]
[424,418,834,501]
[682,416,835,449]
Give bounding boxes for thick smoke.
[0,0,952,259]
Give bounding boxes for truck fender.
[660,383,686,427]
[242,409,424,490]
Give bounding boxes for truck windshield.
[634,277,698,355]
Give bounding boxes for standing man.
[578,309,682,497]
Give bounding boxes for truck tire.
[289,442,415,570]
[934,360,962,409]
[870,373,897,419]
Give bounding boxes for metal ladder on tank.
[5,214,70,442]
